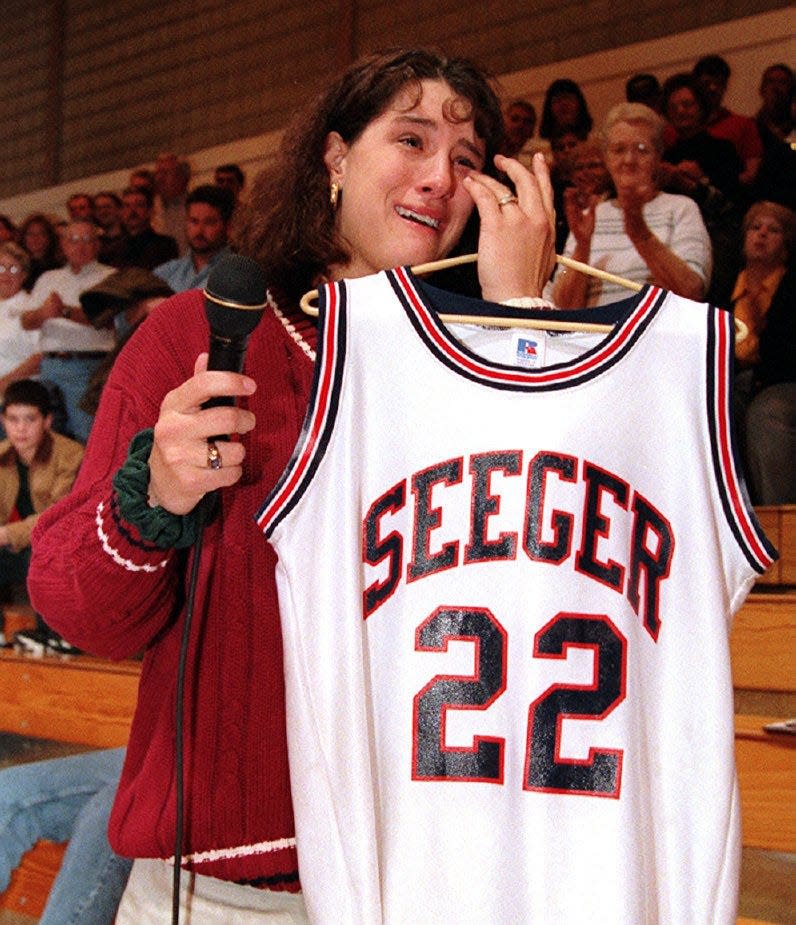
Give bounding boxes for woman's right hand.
[148,353,257,514]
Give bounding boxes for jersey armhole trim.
[706,306,778,573]
[256,282,347,537]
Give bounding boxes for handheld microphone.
[202,253,268,410]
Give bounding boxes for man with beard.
[153,185,235,292]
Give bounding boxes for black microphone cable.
[171,255,267,925]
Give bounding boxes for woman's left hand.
[463,152,556,302]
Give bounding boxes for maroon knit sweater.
[28,289,317,888]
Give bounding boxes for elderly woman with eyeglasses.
[551,102,711,308]
[0,242,41,397]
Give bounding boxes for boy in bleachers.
[0,379,83,650]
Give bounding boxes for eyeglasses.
[606,141,654,158]
[0,264,22,275]
[65,234,96,243]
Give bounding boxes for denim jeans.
[39,354,104,444]
[0,747,131,925]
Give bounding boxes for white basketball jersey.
[257,269,775,925]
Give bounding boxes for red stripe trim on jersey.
[711,310,775,571]
[392,266,661,387]
[256,282,341,533]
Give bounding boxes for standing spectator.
[214,163,246,205]
[116,187,178,270]
[539,77,593,141]
[551,102,710,307]
[21,220,115,442]
[754,64,796,211]
[0,243,40,396]
[692,55,764,190]
[154,185,234,293]
[730,201,795,504]
[153,152,191,253]
[19,213,63,291]
[0,379,83,613]
[500,99,537,157]
[66,193,95,223]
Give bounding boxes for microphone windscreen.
[205,254,268,339]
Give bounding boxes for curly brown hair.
[234,47,504,303]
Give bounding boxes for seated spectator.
[66,193,95,223]
[214,162,246,204]
[153,152,191,253]
[114,186,179,271]
[21,220,115,442]
[0,380,83,612]
[0,216,17,244]
[730,201,795,504]
[153,184,234,294]
[660,73,742,208]
[569,138,613,206]
[500,99,538,158]
[625,73,662,113]
[93,191,126,265]
[19,213,63,291]
[550,102,710,308]
[549,127,587,252]
[554,138,613,256]
[756,63,795,146]
[693,54,764,190]
[660,72,743,303]
[754,63,796,211]
[539,77,593,141]
[0,243,41,396]
[0,748,131,925]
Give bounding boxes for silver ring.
[207,441,222,470]
[498,194,519,208]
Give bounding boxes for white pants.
[116,858,309,924]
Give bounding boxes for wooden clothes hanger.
[299,253,748,342]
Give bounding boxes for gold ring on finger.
[207,440,222,470]
[498,194,519,208]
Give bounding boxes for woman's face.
[666,87,702,136]
[23,222,50,260]
[0,253,25,300]
[744,212,787,266]
[324,79,485,280]
[604,120,659,193]
[571,149,611,196]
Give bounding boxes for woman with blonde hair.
[551,101,711,307]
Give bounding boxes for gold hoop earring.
[330,181,340,209]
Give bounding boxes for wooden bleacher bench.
[732,510,795,924]
[0,641,140,917]
[0,647,140,747]
[754,504,796,588]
